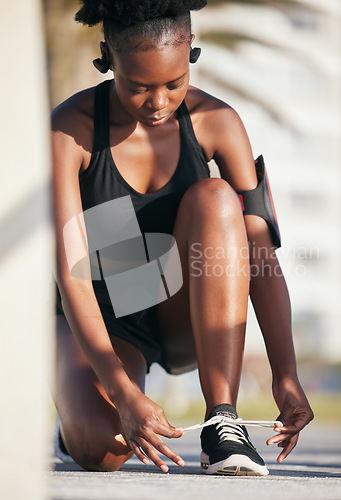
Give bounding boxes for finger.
[276,408,292,427]
[271,423,303,438]
[139,430,185,466]
[267,427,300,446]
[267,432,292,446]
[171,427,184,438]
[277,442,285,448]
[130,440,149,465]
[152,420,184,439]
[278,421,307,433]
[135,439,171,472]
[153,411,185,439]
[277,435,299,463]
[276,410,313,433]
[148,435,185,467]
[274,422,284,432]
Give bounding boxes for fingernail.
[143,458,149,465]
[161,464,168,473]
[177,459,185,466]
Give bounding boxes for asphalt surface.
[48,423,341,500]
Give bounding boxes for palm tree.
[193,0,339,131]
[43,0,339,126]
[43,0,103,108]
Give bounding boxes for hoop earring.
[93,53,109,73]
[190,47,201,64]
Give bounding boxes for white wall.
[0,1,53,498]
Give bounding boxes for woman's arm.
[51,105,133,401]
[51,104,184,470]
[207,103,313,461]
[244,215,314,462]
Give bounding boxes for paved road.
[48,423,341,500]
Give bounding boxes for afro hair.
[75,0,207,27]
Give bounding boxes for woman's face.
[110,41,191,127]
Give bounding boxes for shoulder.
[51,86,97,162]
[51,86,96,138]
[184,86,247,161]
[185,86,242,126]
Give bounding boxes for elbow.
[55,275,94,308]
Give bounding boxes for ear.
[99,41,107,57]
[190,34,195,45]
[100,41,114,71]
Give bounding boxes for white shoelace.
[183,415,283,432]
[217,419,252,446]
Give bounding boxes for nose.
[147,88,169,111]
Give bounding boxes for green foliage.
[164,392,341,426]
[201,31,241,50]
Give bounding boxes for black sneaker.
[200,403,269,476]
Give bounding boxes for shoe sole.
[200,451,269,476]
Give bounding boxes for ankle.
[205,402,238,421]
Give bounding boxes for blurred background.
[0,1,339,497]
[42,0,341,423]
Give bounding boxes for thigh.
[53,314,147,471]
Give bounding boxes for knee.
[65,428,133,472]
[182,178,243,222]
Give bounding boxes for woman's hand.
[267,377,314,463]
[115,388,185,472]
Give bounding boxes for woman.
[52,0,313,476]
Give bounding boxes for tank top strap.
[92,79,111,153]
[177,100,208,163]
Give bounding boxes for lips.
[145,115,168,126]
[148,115,166,121]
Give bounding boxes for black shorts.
[55,281,170,373]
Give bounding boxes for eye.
[130,88,148,95]
[168,82,185,91]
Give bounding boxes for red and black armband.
[237,155,281,249]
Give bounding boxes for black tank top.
[78,79,211,235]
